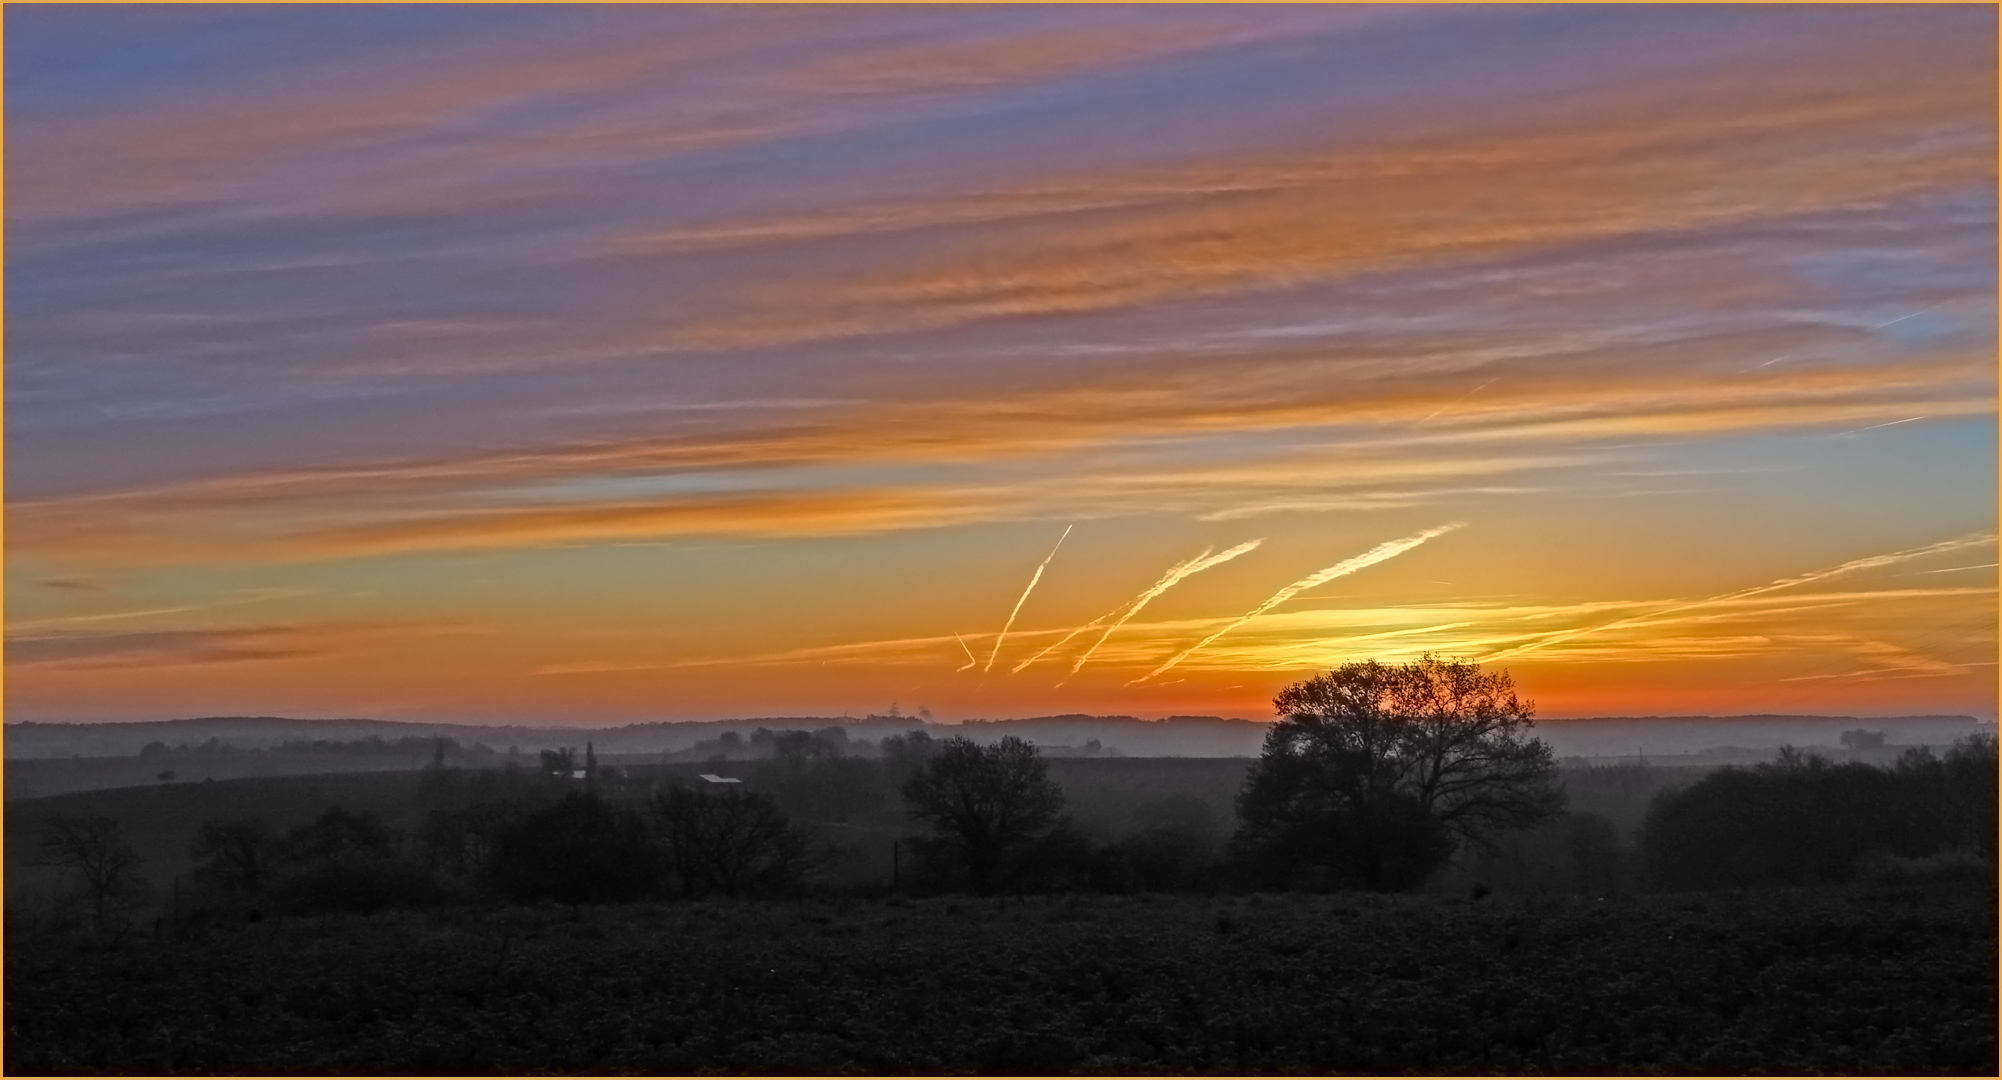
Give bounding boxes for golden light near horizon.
[4,5,1995,727]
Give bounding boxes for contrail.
[1010,599,1132,675]
[952,632,978,671]
[1485,530,1997,661]
[1071,538,1264,675]
[1133,522,1464,683]
[1870,303,1941,329]
[1420,378,1496,423]
[986,524,1072,672]
[1009,541,1257,677]
[1837,415,1928,436]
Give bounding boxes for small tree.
[652,787,814,898]
[488,792,660,904]
[267,806,445,915]
[191,819,277,897]
[540,747,577,778]
[1234,655,1563,890]
[34,814,144,924]
[902,735,1065,893]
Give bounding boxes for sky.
[5,4,1996,727]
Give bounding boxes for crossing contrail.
[1484,530,1997,661]
[986,524,1072,672]
[1010,600,1129,674]
[952,632,978,671]
[1014,546,1230,675]
[1072,538,1264,675]
[1132,523,1464,683]
[1010,539,1265,676]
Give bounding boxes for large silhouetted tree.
[903,735,1065,893]
[1234,655,1563,890]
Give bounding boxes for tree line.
[30,656,1996,931]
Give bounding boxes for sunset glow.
[6,5,1995,726]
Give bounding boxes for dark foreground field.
[8,882,1993,1074]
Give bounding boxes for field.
[8,882,1994,1073]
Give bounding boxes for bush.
[1091,826,1219,893]
[269,857,456,915]
[489,792,662,904]
[262,806,453,915]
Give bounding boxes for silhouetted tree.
[268,806,443,914]
[1565,812,1627,897]
[540,746,577,778]
[419,768,547,879]
[282,806,397,863]
[190,819,277,897]
[1234,656,1563,891]
[488,792,660,904]
[1942,734,1998,857]
[652,787,815,898]
[903,735,1065,893]
[1093,826,1217,893]
[34,814,144,924]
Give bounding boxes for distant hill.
[4,711,1989,761]
[0,713,1268,760]
[1533,714,1992,759]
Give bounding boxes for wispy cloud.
[5,6,1991,721]
[35,577,106,592]
[5,620,446,671]
[1483,531,1997,661]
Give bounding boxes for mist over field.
[8,709,1996,757]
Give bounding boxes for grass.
[7,882,1993,1073]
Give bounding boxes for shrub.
[263,806,452,915]
[489,792,662,904]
